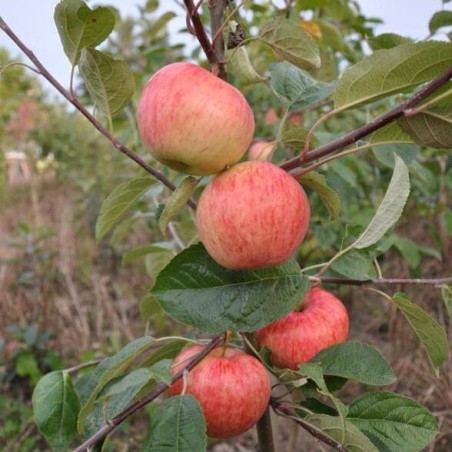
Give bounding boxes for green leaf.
[370,122,419,168]
[398,101,452,149]
[270,62,335,110]
[330,250,377,281]
[312,342,396,386]
[391,293,448,376]
[298,362,329,393]
[368,33,412,51]
[226,46,265,83]
[151,243,310,333]
[144,395,206,452]
[259,18,320,70]
[392,236,442,269]
[54,0,115,64]
[348,392,438,451]
[77,337,154,433]
[280,126,317,151]
[335,42,452,110]
[297,171,341,219]
[84,368,154,437]
[123,244,177,266]
[139,294,163,322]
[353,155,410,249]
[441,285,452,318]
[79,48,135,120]
[141,339,188,368]
[316,19,345,52]
[32,371,80,450]
[158,177,198,236]
[95,177,155,241]
[304,414,379,452]
[429,10,452,34]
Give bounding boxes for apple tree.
[1,0,451,450]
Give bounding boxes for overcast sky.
[0,0,450,90]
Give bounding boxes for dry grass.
[1,178,451,451]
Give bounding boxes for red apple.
[196,161,311,270]
[167,345,271,438]
[256,287,349,370]
[137,62,255,175]
[248,140,275,161]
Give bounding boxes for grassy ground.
[1,177,451,451]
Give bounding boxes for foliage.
[1,0,451,450]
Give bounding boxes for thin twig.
[73,334,224,452]
[183,0,219,67]
[280,65,452,172]
[271,399,346,451]
[0,15,197,211]
[315,276,452,286]
[208,0,229,79]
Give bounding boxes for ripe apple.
[137,62,255,175]
[255,287,349,369]
[248,140,275,161]
[196,160,311,270]
[167,345,271,438]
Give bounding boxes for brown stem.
[0,15,197,211]
[271,399,346,452]
[73,335,224,452]
[316,276,452,286]
[208,0,228,79]
[281,65,452,172]
[242,333,276,452]
[183,0,219,68]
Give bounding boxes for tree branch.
[281,65,452,172]
[208,0,228,79]
[0,15,197,211]
[271,398,346,452]
[315,276,452,287]
[183,0,219,68]
[73,334,224,452]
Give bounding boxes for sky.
[0,0,450,91]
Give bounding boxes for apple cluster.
[138,63,349,438]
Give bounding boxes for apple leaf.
[270,62,335,110]
[369,122,419,168]
[391,293,448,376]
[141,339,188,368]
[144,395,206,452]
[441,285,452,319]
[429,10,452,34]
[33,371,80,451]
[259,18,320,70]
[297,171,341,219]
[95,177,155,241]
[368,33,412,51]
[151,243,310,333]
[79,48,135,121]
[348,392,438,452]
[312,342,396,386]
[122,243,177,266]
[398,101,452,149]
[54,0,116,65]
[330,250,377,281]
[335,41,452,110]
[139,294,163,322]
[353,155,410,249]
[304,414,379,452]
[83,368,156,437]
[226,46,266,83]
[77,337,155,433]
[280,126,318,151]
[158,176,198,236]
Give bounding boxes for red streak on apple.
[196,160,311,270]
[137,62,255,175]
[256,287,349,370]
[168,345,271,438]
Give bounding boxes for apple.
[137,62,255,176]
[167,345,271,438]
[255,287,349,370]
[196,160,311,270]
[248,140,275,161]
